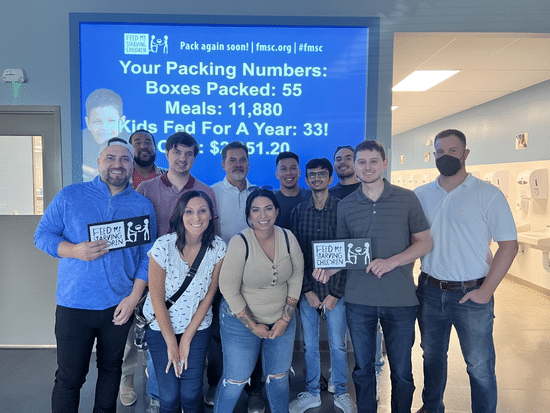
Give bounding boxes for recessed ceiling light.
[393,70,459,92]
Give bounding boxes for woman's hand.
[166,339,182,378]
[267,319,288,339]
[178,333,192,372]
[253,323,270,339]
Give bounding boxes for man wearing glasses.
[289,158,357,413]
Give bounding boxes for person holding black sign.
[34,138,156,413]
[313,140,432,413]
[143,190,225,413]
[289,158,357,413]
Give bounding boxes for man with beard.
[210,141,265,413]
[120,129,166,411]
[34,138,156,413]
[129,129,167,190]
[289,158,357,413]
[414,130,517,413]
[329,145,361,200]
[274,151,310,229]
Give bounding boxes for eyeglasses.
[307,171,329,180]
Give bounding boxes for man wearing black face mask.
[413,129,518,413]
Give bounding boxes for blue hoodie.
[34,176,157,310]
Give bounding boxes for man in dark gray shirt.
[274,151,310,229]
[314,140,432,413]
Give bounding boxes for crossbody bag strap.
[165,242,208,310]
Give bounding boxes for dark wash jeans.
[416,275,497,413]
[147,327,209,413]
[52,305,132,413]
[346,302,417,413]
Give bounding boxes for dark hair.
[305,157,333,176]
[275,151,299,166]
[245,188,280,228]
[165,132,199,156]
[129,129,156,146]
[333,145,355,160]
[354,140,386,161]
[434,129,467,148]
[169,190,215,251]
[221,141,249,162]
[85,88,123,117]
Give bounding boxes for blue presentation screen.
[75,16,376,187]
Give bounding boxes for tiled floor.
[1,277,549,412]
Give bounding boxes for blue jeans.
[145,349,160,400]
[346,302,416,413]
[299,294,349,397]
[52,305,131,413]
[146,328,209,413]
[416,276,497,413]
[214,298,296,413]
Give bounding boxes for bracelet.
[280,318,289,324]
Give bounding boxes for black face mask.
[436,154,462,177]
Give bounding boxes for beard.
[336,166,355,180]
[134,151,156,167]
[100,168,131,188]
[230,170,247,181]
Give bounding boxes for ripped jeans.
[214,298,296,413]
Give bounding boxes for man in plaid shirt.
[289,158,357,413]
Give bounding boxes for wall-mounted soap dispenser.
[483,170,510,198]
[517,169,548,199]
[516,169,548,211]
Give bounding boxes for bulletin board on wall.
[69,13,380,186]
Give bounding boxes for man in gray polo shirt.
[314,140,432,413]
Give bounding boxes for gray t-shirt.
[337,179,429,307]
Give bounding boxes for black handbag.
[134,243,208,349]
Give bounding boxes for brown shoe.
[119,375,137,406]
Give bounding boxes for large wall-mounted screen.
[71,14,379,187]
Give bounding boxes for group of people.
[35,125,518,413]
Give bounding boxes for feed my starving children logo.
[88,215,151,251]
[312,238,372,269]
[124,33,169,55]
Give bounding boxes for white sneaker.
[334,393,357,413]
[327,376,335,393]
[289,391,322,413]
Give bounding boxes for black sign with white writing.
[312,238,372,269]
[88,215,151,251]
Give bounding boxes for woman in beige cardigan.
[215,188,304,413]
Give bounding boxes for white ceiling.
[392,32,550,136]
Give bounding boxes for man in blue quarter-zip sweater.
[35,138,156,413]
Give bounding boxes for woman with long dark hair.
[215,188,304,413]
[143,190,225,413]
